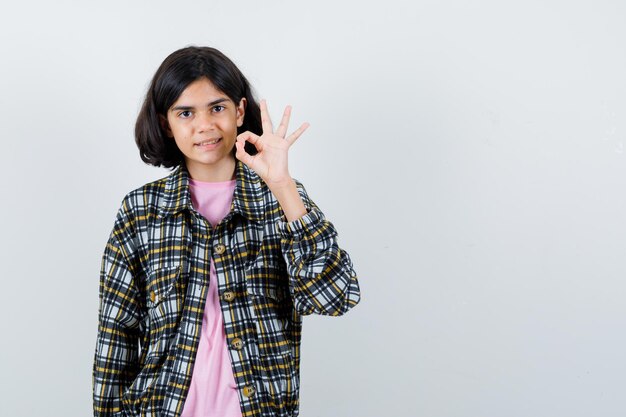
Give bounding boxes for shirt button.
[221,291,235,302]
[214,244,226,255]
[242,384,256,398]
[231,337,243,350]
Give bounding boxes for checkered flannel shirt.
[92,159,361,417]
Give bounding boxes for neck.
[186,157,236,182]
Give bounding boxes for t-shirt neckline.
[188,178,236,188]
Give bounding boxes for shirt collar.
[157,159,264,223]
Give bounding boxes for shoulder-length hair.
[135,46,261,168]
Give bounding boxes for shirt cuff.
[276,206,324,240]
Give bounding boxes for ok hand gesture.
[235,99,309,189]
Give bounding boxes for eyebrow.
[170,98,229,112]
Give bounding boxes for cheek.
[213,123,232,138]
[169,122,191,138]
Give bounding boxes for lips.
[195,138,222,146]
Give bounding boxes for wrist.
[270,179,308,222]
[267,176,295,193]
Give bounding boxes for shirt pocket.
[245,260,293,358]
[145,265,183,358]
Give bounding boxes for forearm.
[274,180,361,316]
[269,178,308,222]
[279,209,361,316]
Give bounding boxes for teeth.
[197,139,220,145]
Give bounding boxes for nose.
[195,111,215,132]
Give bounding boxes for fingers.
[260,99,273,134]
[259,99,306,145]
[235,139,255,166]
[237,131,262,149]
[275,105,292,138]
[285,122,310,146]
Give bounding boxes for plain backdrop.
[1,1,625,416]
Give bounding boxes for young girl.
[92,46,361,417]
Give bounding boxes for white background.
[1,1,625,416]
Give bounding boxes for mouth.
[195,138,222,147]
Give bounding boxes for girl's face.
[160,77,246,180]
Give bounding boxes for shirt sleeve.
[275,179,361,316]
[93,223,143,416]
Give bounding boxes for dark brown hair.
[135,46,261,168]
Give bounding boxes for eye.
[213,105,225,113]
[179,110,192,118]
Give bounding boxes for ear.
[159,114,173,138]
[236,97,247,127]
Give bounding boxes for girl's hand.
[235,99,309,190]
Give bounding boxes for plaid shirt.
[92,159,361,417]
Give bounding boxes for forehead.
[172,78,232,106]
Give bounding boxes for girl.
[92,46,361,417]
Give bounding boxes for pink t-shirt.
[180,177,242,417]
